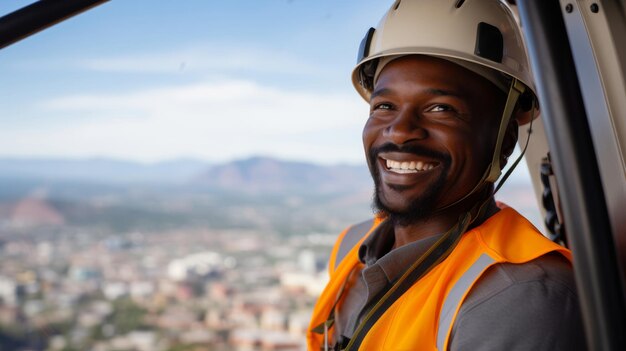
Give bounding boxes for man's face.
[363,55,505,224]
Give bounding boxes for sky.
[0,1,532,181]
[0,0,393,165]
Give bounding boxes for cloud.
[8,44,333,82]
[78,45,325,76]
[3,79,368,164]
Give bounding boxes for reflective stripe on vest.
[436,253,495,350]
[334,219,375,271]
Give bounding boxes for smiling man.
[308,1,585,350]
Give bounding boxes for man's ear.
[500,117,519,169]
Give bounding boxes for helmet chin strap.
[431,78,527,215]
[486,79,527,183]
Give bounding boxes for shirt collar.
[358,219,444,283]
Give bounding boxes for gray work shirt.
[333,219,586,350]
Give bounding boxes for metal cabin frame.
[2,1,626,350]
[0,0,109,50]
[517,0,626,349]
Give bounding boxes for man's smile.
[381,156,439,174]
[377,152,441,177]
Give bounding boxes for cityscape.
[0,156,541,351]
[0,156,374,351]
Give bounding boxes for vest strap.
[436,253,496,350]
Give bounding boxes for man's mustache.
[369,143,451,165]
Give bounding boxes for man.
[308,1,585,350]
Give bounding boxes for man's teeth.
[385,159,436,173]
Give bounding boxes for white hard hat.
[352,0,537,124]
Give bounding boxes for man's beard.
[369,143,451,226]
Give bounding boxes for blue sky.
[0,0,531,181]
[0,0,391,164]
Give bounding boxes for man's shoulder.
[450,253,585,350]
[474,207,572,263]
[463,252,576,308]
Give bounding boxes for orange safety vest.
[307,207,572,350]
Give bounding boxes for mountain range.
[0,156,372,195]
[0,156,544,233]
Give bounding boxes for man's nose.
[383,109,428,144]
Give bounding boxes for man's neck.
[392,198,499,249]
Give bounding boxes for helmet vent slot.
[357,27,376,63]
[393,0,401,10]
[475,22,504,63]
[454,0,466,8]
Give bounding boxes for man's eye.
[427,104,454,112]
[373,103,393,110]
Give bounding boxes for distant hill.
[0,157,210,184]
[0,156,374,233]
[0,156,372,194]
[192,156,372,194]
